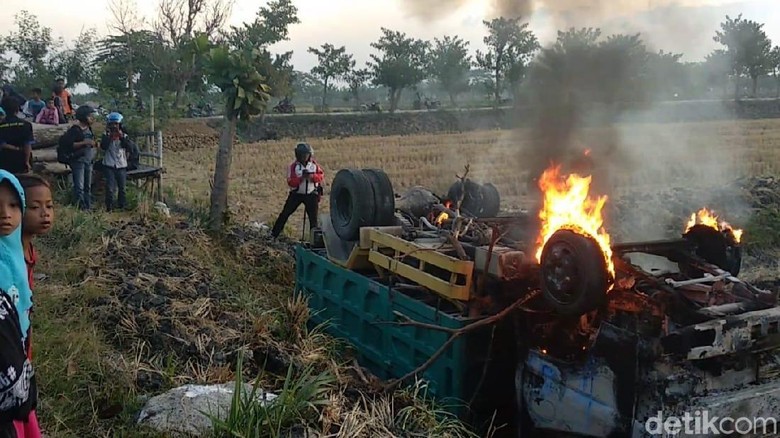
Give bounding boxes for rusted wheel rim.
[541,240,580,305]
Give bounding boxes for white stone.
[154,202,171,218]
[137,382,276,436]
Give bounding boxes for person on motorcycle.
[270,143,324,239]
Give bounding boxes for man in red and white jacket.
[270,142,324,239]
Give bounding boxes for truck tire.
[330,169,376,241]
[682,224,742,276]
[362,168,395,226]
[540,229,609,316]
[447,179,483,216]
[479,183,501,217]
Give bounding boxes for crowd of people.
[0,85,140,213]
[0,73,327,435]
[1,78,74,127]
[0,80,140,436]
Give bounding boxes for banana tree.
[205,46,272,230]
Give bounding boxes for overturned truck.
[295,168,780,438]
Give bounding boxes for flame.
[685,208,743,243]
[583,148,591,156]
[435,212,449,225]
[534,165,615,277]
[435,201,453,226]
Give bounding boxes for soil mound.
[87,218,299,390]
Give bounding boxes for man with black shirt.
[0,98,34,175]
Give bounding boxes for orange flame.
[435,201,453,226]
[534,165,615,276]
[685,208,743,243]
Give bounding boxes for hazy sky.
[2,0,779,73]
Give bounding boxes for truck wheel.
[683,224,742,276]
[447,179,483,216]
[479,183,501,217]
[330,169,376,241]
[362,169,395,226]
[540,229,609,316]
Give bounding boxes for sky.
[1,0,779,73]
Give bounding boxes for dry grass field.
[164,118,780,234]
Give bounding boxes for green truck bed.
[294,245,517,425]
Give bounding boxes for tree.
[3,11,56,89]
[475,17,539,104]
[769,46,780,98]
[225,0,298,49]
[98,0,149,95]
[703,49,732,98]
[155,0,233,106]
[714,14,773,98]
[429,35,471,106]
[307,44,353,110]
[3,11,96,91]
[224,0,300,99]
[205,45,271,231]
[645,50,686,99]
[345,66,371,106]
[96,30,166,95]
[205,0,300,231]
[51,30,98,88]
[369,28,429,112]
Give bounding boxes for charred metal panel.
[522,350,620,437]
[662,307,780,360]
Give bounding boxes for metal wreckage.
[295,166,780,438]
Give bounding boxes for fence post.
[156,130,163,202]
[150,94,155,132]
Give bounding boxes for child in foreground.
[0,170,40,437]
[17,175,54,292]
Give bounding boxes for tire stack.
[330,168,395,241]
[446,179,501,218]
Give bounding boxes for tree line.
[1,1,779,115]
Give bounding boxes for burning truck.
[296,165,780,438]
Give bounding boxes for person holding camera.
[100,112,139,211]
[270,142,324,239]
[59,105,97,210]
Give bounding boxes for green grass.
[211,355,336,438]
[744,207,780,251]
[31,189,482,437]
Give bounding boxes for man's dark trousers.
[271,191,319,238]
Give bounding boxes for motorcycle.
[273,98,296,114]
[360,102,382,113]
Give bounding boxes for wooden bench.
[129,131,164,202]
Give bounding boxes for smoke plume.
[398,0,471,21]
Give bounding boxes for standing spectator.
[59,105,97,210]
[52,78,73,122]
[100,112,138,211]
[0,171,39,437]
[24,89,45,120]
[12,174,47,437]
[270,143,324,239]
[1,85,26,114]
[34,99,59,125]
[0,98,34,175]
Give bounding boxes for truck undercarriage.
[299,168,780,437]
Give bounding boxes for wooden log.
[31,123,70,149]
[32,147,58,163]
[32,161,70,176]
